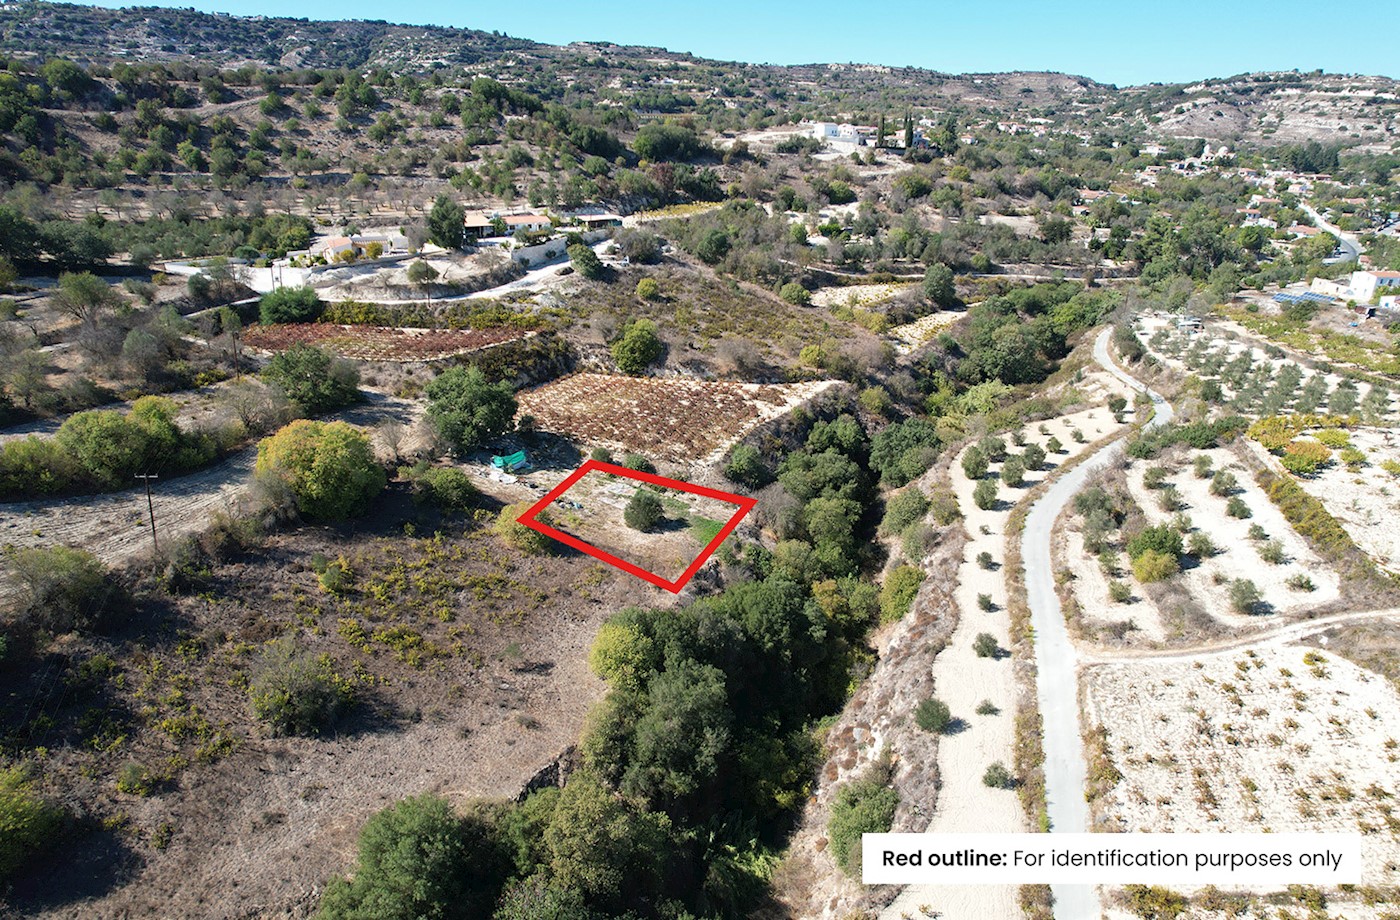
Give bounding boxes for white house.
[1349,270,1400,303]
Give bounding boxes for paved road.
[1300,202,1363,263]
[1022,328,1172,920]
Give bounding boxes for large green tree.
[262,344,360,414]
[424,366,517,455]
[426,195,465,250]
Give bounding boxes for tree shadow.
[6,825,141,913]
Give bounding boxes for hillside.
[1,1,1394,152]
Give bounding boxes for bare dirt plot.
[515,373,837,465]
[242,323,527,362]
[809,282,915,309]
[532,469,745,584]
[1286,427,1400,575]
[1083,645,1400,888]
[12,510,663,920]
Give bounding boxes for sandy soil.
[1287,427,1400,574]
[809,282,915,309]
[1060,524,1167,642]
[888,310,963,355]
[1122,443,1340,626]
[1084,643,1400,894]
[883,402,1127,920]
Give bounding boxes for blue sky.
[88,0,1398,86]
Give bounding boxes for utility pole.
[135,473,159,558]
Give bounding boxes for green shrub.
[1144,465,1170,489]
[724,444,770,488]
[1157,486,1182,512]
[1286,573,1316,592]
[982,762,1014,789]
[977,436,1007,463]
[0,765,64,881]
[590,447,613,463]
[1001,456,1026,488]
[259,286,322,324]
[635,277,660,300]
[116,762,153,796]
[927,489,961,524]
[1125,525,1182,561]
[827,766,898,877]
[1229,578,1262,614]
[622,453,656,474]
[973,632,1000,658]
[611,319,664,375]
[879,566,924,623]
[317,557,353,595]
[973,478,998,510]
[494,502,553,554]
[623,489,663,531]
[977,593,994,611]
[961,446,988,480]
[317,793,507,919]
[1186,532,1217,558]
[1046,435,1063,454]
[880,489,929,536]
[1247,523,1268,542]
[1122,885,1189,920]
[249,638,353,736]
[779,282,811,305]
[1259,540,1285,565]
[976,551,994,570]
[975,699,1000,715]
[567,243,604,280]
[1210,470,1237,496]
[4,545,118,633]
[1022,443,1046,471]
[256,420,386,520]
[1193,455,1214,479]
[1131,549,1178,583]
[1109,580,1132,603]
[915,698,953,733]
[413,467,478,512]
[1226,496,1251,519]
[263,344,360,414]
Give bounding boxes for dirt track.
[0,393,421,580]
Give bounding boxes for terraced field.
[516,373,837,463]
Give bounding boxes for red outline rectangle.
[514,459,757,593]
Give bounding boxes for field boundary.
[516,459,756,593]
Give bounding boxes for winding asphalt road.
[1022,327,1173,920]
[1300,202,1363,263]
